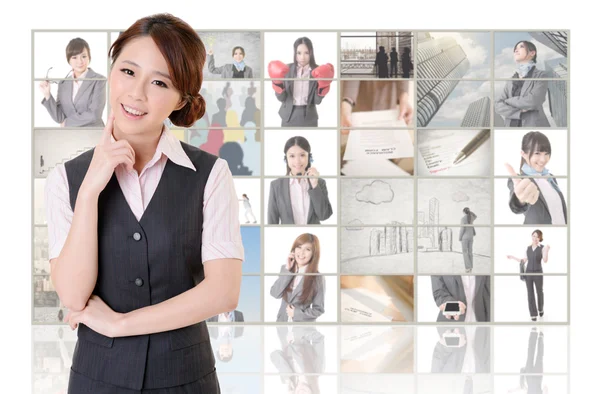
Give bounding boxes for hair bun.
[169,93,206,128]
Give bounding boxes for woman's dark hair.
[293,37,318,69]
[403,47,410,54]
[283,233,321,306]
[242,193,248,200]
[520,131,551,171]
[66,38,91,62]
[284,136,311,174]
[532,229,544,242]
[231,46,245,57]
[108,13,207,127]
[514,40,538,63]
[463,207,473,224]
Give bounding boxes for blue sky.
[241,226,260,273]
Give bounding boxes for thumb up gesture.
[505,163,539,205]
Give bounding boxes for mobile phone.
[443,332,461,347]
[443,301,461,316]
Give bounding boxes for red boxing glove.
[268,60,289,94]
[311,63,334,96]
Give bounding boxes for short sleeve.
[45,164,73,260]
[202,158,245,263]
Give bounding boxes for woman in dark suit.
[39,37,106,127]
[495,40,551,127]
[268,136,333,224]
[207,45,253,78]
[507,230,551,321]
[267,37,334,127]
[459,207,477,273]
[506,131,567,225]
[270,233,326,323]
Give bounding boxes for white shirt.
[461,276,477,322]
[536,178,566,224]
[69,68,88,102]
[218,311,235,323]
[289,177,310,225]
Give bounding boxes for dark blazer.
[459,213,477,241]
[275,63,326,124]
[431,276,490,322]
[268,177,333,224]
[494,67,551,127]
[41,67,106,127]
[270,264,325,322]
[507,176,567,224]
[207,54,253,78]
[206,310,245,322]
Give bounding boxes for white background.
[264,129,338,176]
[263,32,338,78]
[232,178,262,224]
[264,226,338,274]
[264,177,338,225]
[417,375,492,393]
[341,374,416,394]
[263,325,338,373]
[263,275,338,322]
[494,129,568,177]
[264,374,337,394]
[263,81,339,127]
[494,275,568,322]
[5,2,593,391]
[495,375,569,394]
[34,32,109,79]
[494,227,567,274]
[494,326,569,373]
[494,178,568,225]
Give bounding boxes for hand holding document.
[350,108,407,128]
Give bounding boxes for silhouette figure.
[219,141,252,176]
[375,46,389,78]
[390,47,398,78]
[401,47,413,78]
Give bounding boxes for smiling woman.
[44,13,243,393]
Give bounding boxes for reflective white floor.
[32,325,569,393]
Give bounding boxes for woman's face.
[109,36,185,136]
[294,242,314,267]
[232,49,245,62]
[521,149,550,173]
[69,48,90,75]
[514,42,535,62]
[531,232,540,244]
[296,43,310,67]
[286,145,309,175]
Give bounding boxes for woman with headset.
[495,40,552,127]
[268,136,333,224]
[207,45,254,78]
[506,131,567,225]
[270,233,326,322]
[267,36,335,127]
[507,230,551,321]
[39,37,107,127]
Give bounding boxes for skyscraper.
[529,31,568,57]
[461,96,491,127]
[545,57,568,78]
[416,36,470,126]
[548,80,567,127]
[429,198,440,248]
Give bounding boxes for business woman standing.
[39,37,107,127]
[459,208,477,273]
[507,230,550,321]
[207,46,253,78]
[45,14,243,392]
[268,136,333,224]
[495,40,551,127]
[270,233,326,322]
[268,37,334,127]
[506,131,567,225]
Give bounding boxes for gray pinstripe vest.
[65,142,218,390]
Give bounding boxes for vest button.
[133,232,141,241]
[135,278,144,287]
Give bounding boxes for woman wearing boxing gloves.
[268,37,334,127]
[506,131,567,225]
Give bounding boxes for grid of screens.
[32,30,569,324]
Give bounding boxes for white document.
[417,130,491,176]
[341,288,394,322]
[341,157,410,176]
[344,129,413,161]
[351,108,407,128]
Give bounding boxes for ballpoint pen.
[453,129,491,165]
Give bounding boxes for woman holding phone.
[270,233,326,322]
[44,14,243,392]
[507,230,550,321]
[267,136,333,224]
